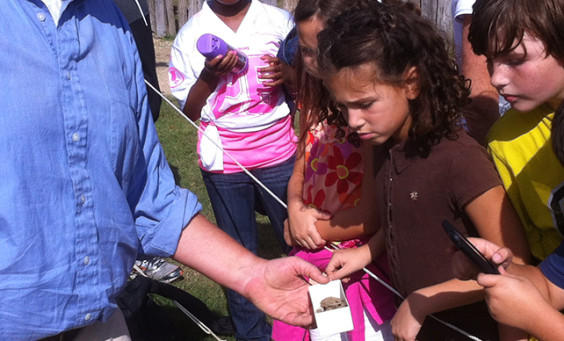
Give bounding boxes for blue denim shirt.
[0,1,201,339]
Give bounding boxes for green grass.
[153,98,287,340]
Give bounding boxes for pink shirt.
[198,116,297,173]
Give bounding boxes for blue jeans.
[201,155,294,341]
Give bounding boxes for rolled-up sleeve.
[129,46,202,257]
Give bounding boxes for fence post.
[189,0,204,22]
[147,0,156,34]
[281,0,298,12]
[260,0,277,6]
[153,0,167,37]
[177,0,189,29]
[418,0,453,44]
[165,0,175,35]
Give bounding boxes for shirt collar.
[387,140,419,174]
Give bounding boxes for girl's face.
[487,32,564,112]
[325,64,418,145]
[297,15,324,77]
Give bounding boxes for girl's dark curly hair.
[293,0,376,148]
[470,0,564,164]
[293,0,409,150]
[317,2,470,157]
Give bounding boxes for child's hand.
[478,272,546,331]
[325,245,372,282]
[451,237,513,280]
[287,202,330,249]
[203,50,239,77]
[258,55,284,87]
[390,295,426,341]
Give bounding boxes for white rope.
[325,243,482,341]
[145,78,481,341]
[134,262,227,340]
[144,80,288,210]
[133,0,149,26]
[174,301,227,341]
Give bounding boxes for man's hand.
[243,256,329,327]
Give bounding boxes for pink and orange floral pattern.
[303,122,364,214]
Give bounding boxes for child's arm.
[182,52,239,121]
[286,153,331,249]
[313,143,380,241]
[325,228,385,280]
[392,185,532,340]
[465,185,532,265]
[455,238,564,340]
[287,144,379,248]
[466,185,533,340]
[479,271,564,341]
[391,278,485,340]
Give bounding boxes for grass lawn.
[152,98,288,340]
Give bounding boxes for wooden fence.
[148,0,453,42]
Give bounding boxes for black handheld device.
[442,220,500,275]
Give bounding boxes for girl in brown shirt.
[316,1,532,340]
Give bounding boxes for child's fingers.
[477,273,501,288]
[263,79,284,87]
[327,267,351,282]
[301,234,324,249]
[260,54,280,64]
[204,52,238,75]
[312,210,332,221]
[219,51,239,72]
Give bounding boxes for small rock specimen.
[316,296,347,313]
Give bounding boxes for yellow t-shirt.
[487,104,564,261]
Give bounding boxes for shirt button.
[72,133,80,142]
[84,313,92,321]
[80,195,86,204]
[84,256,90,265]
[37,13,46,22]
[66,72,71,80]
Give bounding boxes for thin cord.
[134,263,226,340]
[325,243,482,341]
[145,80,288,210]
[146,79,481,341]
[174,301,227,341]
[133,0,149,26]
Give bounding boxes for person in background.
[317,2,531,339]
[449,0,564,338]
[452,237,564,341]
[452,0,503,145]
[471,0,564,263]
[0,1,328,340]
[169,0,296,340]
[114,0,162,122]
[272,0,397,340]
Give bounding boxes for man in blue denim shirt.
[0,1,327,339]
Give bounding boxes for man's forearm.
[172,213,265,296]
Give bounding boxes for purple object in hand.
[196,33,247,73]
